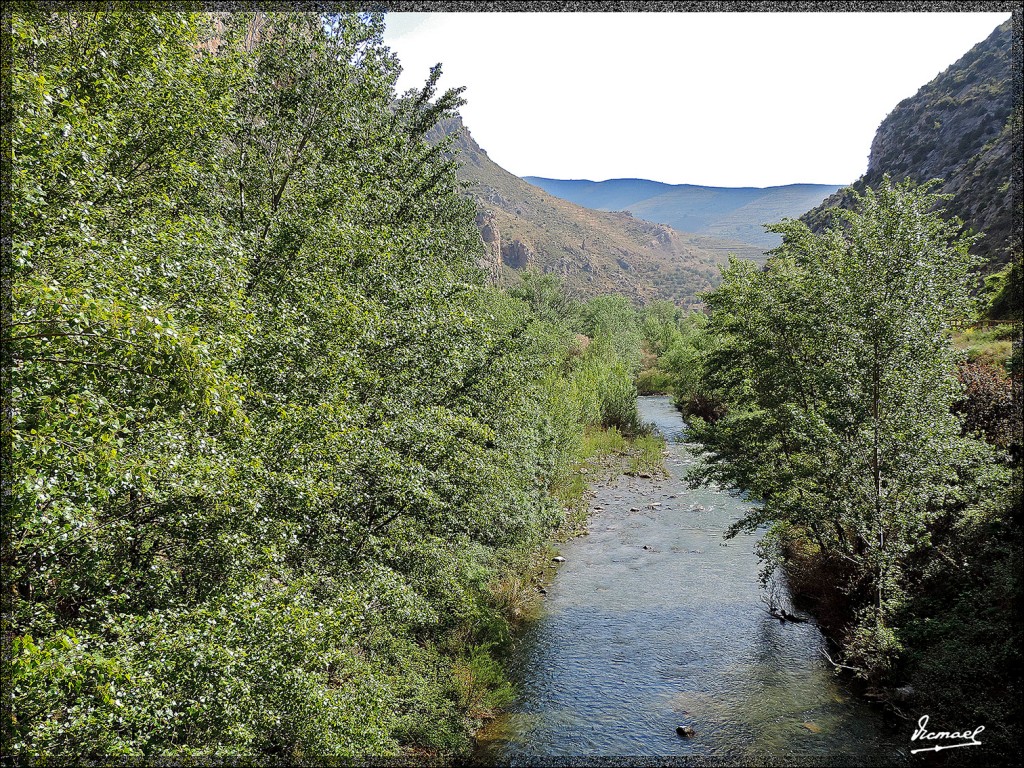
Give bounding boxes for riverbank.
[450,426,669,749]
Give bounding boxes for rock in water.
[552,556,566,563]
[676,725,696,738]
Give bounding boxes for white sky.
[383,11,1013,188]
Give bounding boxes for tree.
[687,177,1009,674]
[507,270,580,328]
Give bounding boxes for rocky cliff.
[802,19,1017,269]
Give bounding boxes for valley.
[8,8,1019,767]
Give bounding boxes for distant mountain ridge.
[802,19,1015,270]
[523,177,844,250]
[429,117,767,305]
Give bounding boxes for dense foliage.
[680,177,1020,756]
[982,260,1023,323]
[5,10,645,760]
[635,302,723,422]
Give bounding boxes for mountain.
[802,19,1016,270]
[523,177,844,250]
[430,117,766,306]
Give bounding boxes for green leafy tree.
[10,4,250,638]
[639,300,684,359]
[688,177,1010,674]
[508,270,581,328]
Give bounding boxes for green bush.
[636,367,673,395]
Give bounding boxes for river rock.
[891,685,915,702]
[552,556,566,563]
[676,725,696,738]
[629,507,640,512]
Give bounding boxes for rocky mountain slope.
[802,19,1016,270]
[524,177,843,250]
[430,117,766,306]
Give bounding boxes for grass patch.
[581,425,627,460]
[452,646,517,721]
[627,432,667,476]
[952,325,1017,369]
[488,571,541,625]
[552,425,669,537]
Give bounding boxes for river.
[474,395,909,765]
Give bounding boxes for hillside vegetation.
[430,117,765,308]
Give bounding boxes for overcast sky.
[382,11,1012,188]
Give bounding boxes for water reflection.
[475,396,908,765]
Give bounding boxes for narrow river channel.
[474,395,909,765]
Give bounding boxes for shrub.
[954,360,1015,447]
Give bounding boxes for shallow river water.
[474,396,909,766]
